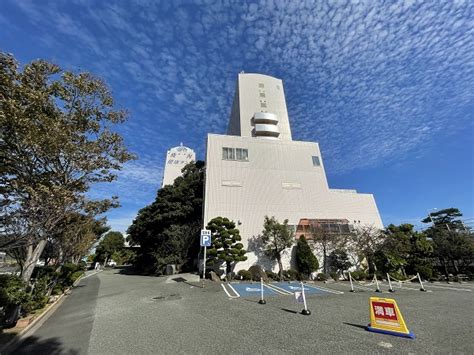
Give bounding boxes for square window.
[260,103,267,108]
[258,83,264,88]
[312,156,321,166]
[236,148,248,161]
[222,147,235,160]
[259,92,266,98]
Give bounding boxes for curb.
[0,270,101,353]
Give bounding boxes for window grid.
[222,147,248,161]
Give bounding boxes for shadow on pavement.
[113,265,143,275]
[281,308,299,314]
[343,322,368,330]
[4,335,79,355]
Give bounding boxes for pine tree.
[295,235,319,276]
[206,217,247,275]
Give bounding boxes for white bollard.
[258,277,266,304]
[300,281,311,315]
[417,273,426,292]
[387,273,395,292]
[349,272,355,292]
[374,274,381,292]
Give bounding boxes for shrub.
[295,236,319,275]
[265,271,280,281]
[316,273,327,281]
[415,265,433,280]
[0,275,30,308]
[237,270,252,280]
[350,270,367,281]
[248,265,268,282]
[282,269,300,281]
[330,272,339,281]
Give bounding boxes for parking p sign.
[200,229,212,247]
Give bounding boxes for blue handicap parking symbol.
[273,282,329,295]
[229,283,278,297]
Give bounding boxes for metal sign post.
[200,229,212,284]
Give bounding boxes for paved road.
[6,272,100,354]
[6,269,474,354]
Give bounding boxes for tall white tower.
[162,143,196,187]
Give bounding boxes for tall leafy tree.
[295,235,319,277]
[422,208,465,231]
[0,52,134,282]
[95,231,124,264]
[206,217,247,275]
[127,161,205,274]
[260,216,294,277]
[422,209,473,278]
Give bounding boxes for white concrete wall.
[204,134,383,272]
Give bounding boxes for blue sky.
[1,0,473,232]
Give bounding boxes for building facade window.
[312,156,321,166]
[236,148,248,161]
[258,83,265,88]
[222,147,248,161]
[223,147,235,160]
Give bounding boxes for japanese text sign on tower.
[200,229,211,247]
[367,297,415,339]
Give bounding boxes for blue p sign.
[200,229,212,247]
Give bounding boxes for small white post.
[258,277,266,304]
[374,274,381,292]
[387,273,395,293]
[417,272,426,292]
[202,246,207,286]
[349,272,355,292]
[300,281,310,315]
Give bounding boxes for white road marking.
[226,283,241,297]
[305,284,344,294]
[378,341,393,348]
[221,283,239,298]
[266,284,292,295]
[423,284,472,292]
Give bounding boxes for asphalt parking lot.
[9,270,474,354]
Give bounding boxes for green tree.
[328,249,352,274]
[422,208,473,278]
[127,161,205,274]
[295,235,319,277]
[96,232,124,264]
[373,224,433,279]
[0,52,134,282]
[422,208,474,280]
[422,208,465,231]
[206,217,247,275]
[260,216,294,277]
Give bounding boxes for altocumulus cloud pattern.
[2,0,473,213]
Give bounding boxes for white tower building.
[162,144,196,187]
[203,73,383,272]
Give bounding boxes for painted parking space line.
[422,283,472,292]
[272,282,329,295]
[221,283,239,298]
[305,284,344,294]
[229,283,279,297]
[266,283,292,295]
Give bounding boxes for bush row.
[0,262,85,327]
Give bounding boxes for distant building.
[162,144,196,187]
[203,73,383,271]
